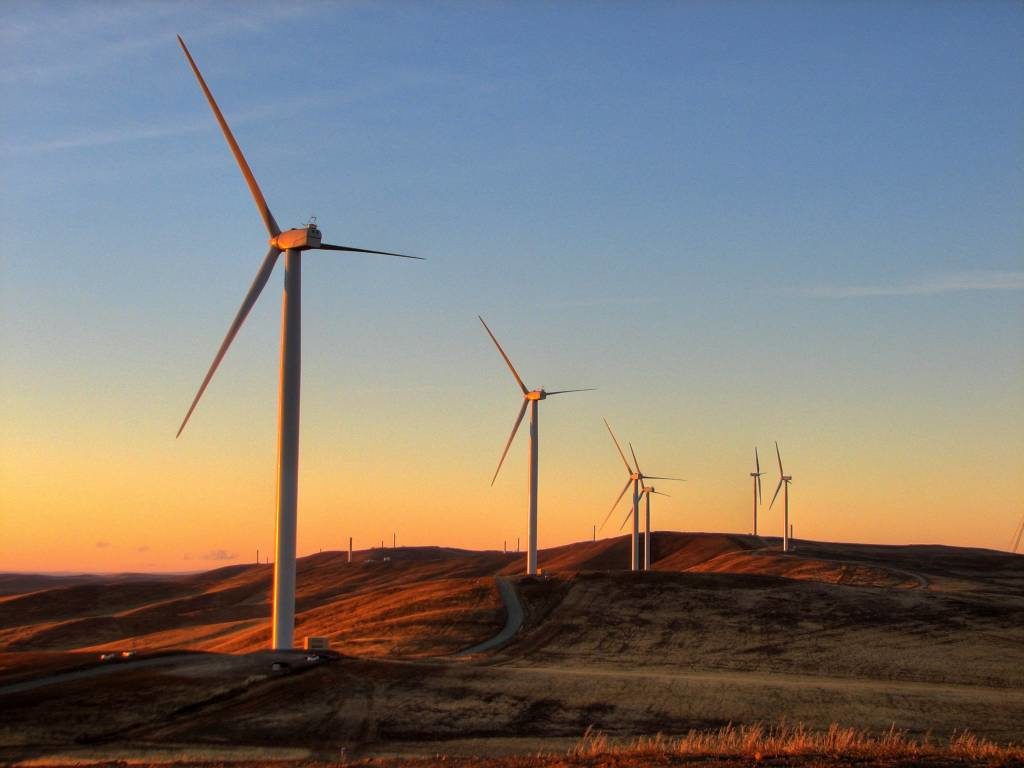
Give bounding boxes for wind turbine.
[173,37,420,650]
[1011,513,1024,554]
[769,441,792,552]
[750,447,764,536]
[479,316,592,575]
[618,484,672,571]
[599,421,681,571]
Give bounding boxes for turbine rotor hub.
[526,390,545,401]
[271,224,322,251]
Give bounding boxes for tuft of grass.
[569,721,1024,763]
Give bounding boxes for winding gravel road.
[456,576,523,655]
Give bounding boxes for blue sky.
[1,1,1021,570]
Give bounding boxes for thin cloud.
[804,270,1024,298]
[95,541,111,549]
[201,549,237,561]
[1,96,317,156]
[0,4,321,85]
[548,296,664,309]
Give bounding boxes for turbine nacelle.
[271,225,322,251]
[526,390,546,401]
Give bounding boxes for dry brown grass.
[569,722,1024,764]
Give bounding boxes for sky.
[1,1,1021,573]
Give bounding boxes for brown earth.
[1,533,1022,766]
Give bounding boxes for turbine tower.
[750,447,764,536]
[479,316,592,575]
[599,421,681,571]
[619,484,671,571]
[174,37,420,650]
[769,441,793,552]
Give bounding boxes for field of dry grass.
[1,533,1022,765]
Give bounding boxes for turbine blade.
[544,388,596,395]
[652,490,671,497]
[644,475,685,481]
[757,474,763,504]
[755,446,760,474]
[598,479,632,531]
[617,506,633,532]
[603,418,634,474]
[478,316,528,395]
[177,36,279,238]
[769,477,784,510]
[1013,515,1024,553]
[318,243,423,260]
[775,440,784,476]
[491,399,529,485]
[177,246,282,437]
[628,442,642,476]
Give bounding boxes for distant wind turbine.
[599,420,682,571]
[479,316,592,575]
[769,441,792,552]
[617,484,672,571]
[173,37,421,650]
[750,447,764,536]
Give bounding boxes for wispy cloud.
[200,549,237,561]
[548,296,664,309]
[803,270,1024,298]
[0,4,322,85]
[0,95,317,156]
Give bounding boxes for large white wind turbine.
[768,441,793,552]
[173,37,421,650]
[750,447,764,535]
[479,316,592,576]
[599,421,681,571]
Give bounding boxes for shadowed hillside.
[1,534,1021,665]
[2,534,1023,761]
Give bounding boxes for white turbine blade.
[1013,514,1024,553]
[478,316,528,395]
[757,473,763,505]
[177,246,282,437]
[755,446,760,475]
[775,440,784,477]
[645,475,685,481]
[545,388,596,395]
[628,442,642,477]
[603,418,635,474]
[318,243,423,259]
[617,505,633,532]
[491,399,529,485]
[177,36,279,238]
[769,477,784,509]
[599,479,632,531]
